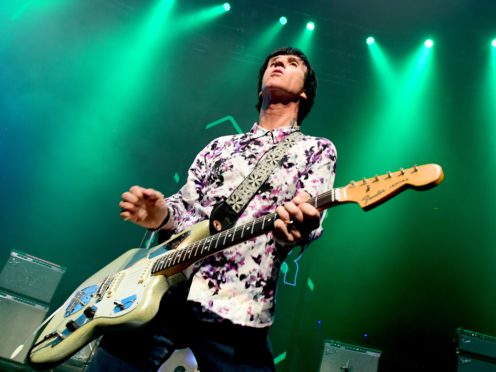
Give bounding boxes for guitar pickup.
[64,284,98,317]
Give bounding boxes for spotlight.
[366,36,375,45]
[492,38,496,48]
[424,39,434,48]
[306,21,315,31]
[223,2,231,12]
[279,16,287,25]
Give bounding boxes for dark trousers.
[87,283,275,372]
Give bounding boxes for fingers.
[119,186,165,225]
[293,191,311,205]
[142,188,164,201]
[274,198,320,245]
[121,192,139,204]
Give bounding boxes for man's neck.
[258,102,299,131]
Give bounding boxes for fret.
[159,257,167,270]
[152,261,159,273]
[175,250,182,265]
[171,251,179,265]
[214,233,222,250]
[176,250,183,265]
[166,254,172,267]
[232,226,238,242]
[179,248,187,263]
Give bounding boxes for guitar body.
[28,221,210,370]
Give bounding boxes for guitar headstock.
[340,164,444,211]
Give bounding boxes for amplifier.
[0,249,66,303]
[457,328,496,360]
[0,290,49,363]
[458,354,496,372]
[319,339,381,372]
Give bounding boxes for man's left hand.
[273,192,320,245]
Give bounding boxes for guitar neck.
[150,189,342,275]
[151,163,445,275]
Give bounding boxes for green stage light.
[424,39,434,48]
[366,36,375,45]
[492,39,496,48]
[279,16,287,25]
[306,21,315,31]
[223,2,231,12]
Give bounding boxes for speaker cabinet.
[0,249,66,303]
[457,328,496,371]
[0,290,49,363]
[458,354,496,372]
[319,339,381,372]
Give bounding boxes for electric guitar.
[28,164,444,369]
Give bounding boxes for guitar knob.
[83,306,96,319]
[66,320,80,332]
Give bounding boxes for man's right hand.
[119,186,169,229]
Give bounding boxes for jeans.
[86,283,275,372]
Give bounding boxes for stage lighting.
[366,36,375,45]
[223,2,230,12]
[306,21,315,31]
[279,16,287,25]
[492,38,496,48]
[424,39,434,48]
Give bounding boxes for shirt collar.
[249,123,301,143]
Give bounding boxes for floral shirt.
[166,123,337,328]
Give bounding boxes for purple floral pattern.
[166,124,337,327]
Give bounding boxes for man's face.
[261,54,308,100]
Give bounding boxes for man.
[88,47,336,371]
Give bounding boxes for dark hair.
[256,47,317,125]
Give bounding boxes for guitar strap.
[209,130,304,234]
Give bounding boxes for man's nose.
[274,60,285,68]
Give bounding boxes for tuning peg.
[374,175,379,182]
[362,178,368,185]
[366,185,371,192]
[413,165,418,172]
[387,171,392,178]
[400,168,405,175]
[349,181,356,187]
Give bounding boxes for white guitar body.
[29,221,210,370]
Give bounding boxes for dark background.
[1,0,495,370]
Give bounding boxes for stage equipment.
[457,328,496,371]
[0,249,66,303]
[319,339,381,372]
[0,290,49,363]
[0,249,66,364]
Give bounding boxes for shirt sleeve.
[297,137,338,243]
[164,138,221,235]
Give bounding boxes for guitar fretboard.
[151,189,337,275]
